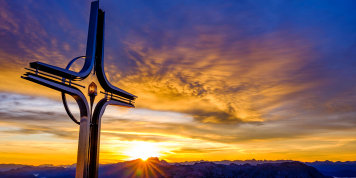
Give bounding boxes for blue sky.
[0,0,355,165]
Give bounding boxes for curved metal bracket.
[61,56,86,125]
[65,56,87,71]
[62,94,80,125]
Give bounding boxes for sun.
[124,141,160,161]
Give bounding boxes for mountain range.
[0,158,355,177]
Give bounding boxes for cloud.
[0,0,356,163]
[1,0,355,126]
[1,92,356,163]
[172,147,226,154]
[112,30,318,124]
[1,126,76,139]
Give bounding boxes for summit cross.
[21,1,137,178]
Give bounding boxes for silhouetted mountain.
[306,161,356,177]
[162,161,328,178]
[0,164,27,172]
[178,159,295,165]
[0,158,331,178]
[0,165,75,178]
[178,160,356,177]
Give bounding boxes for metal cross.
[21,1,136,178]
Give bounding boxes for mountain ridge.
[0,157,340,178]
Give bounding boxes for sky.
[0,0,356,166]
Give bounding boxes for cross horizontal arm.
[21,73,89,117]
[30,61,84,81]
[95,9,137,101]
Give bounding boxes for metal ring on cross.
[62,56,87,125]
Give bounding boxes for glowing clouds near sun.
[123,141,161,161]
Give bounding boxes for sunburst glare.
[124,141,161,161]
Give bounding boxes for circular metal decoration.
[61,56,86,125]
